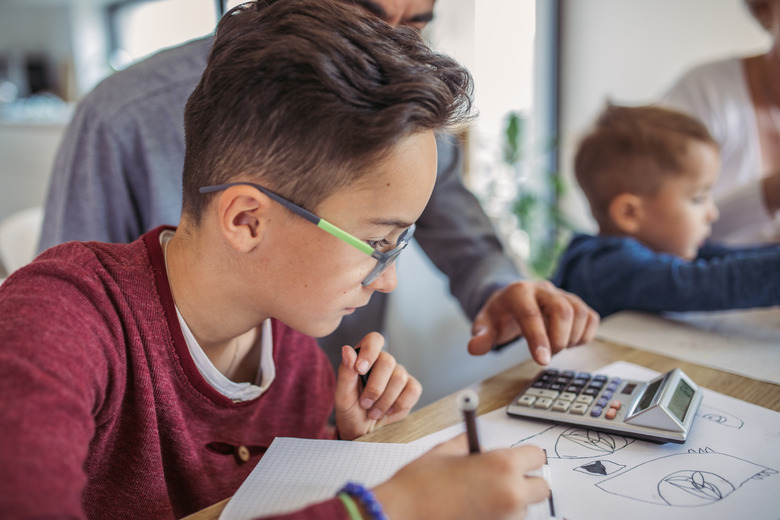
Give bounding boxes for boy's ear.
[216,187,269,253]
[608,193,644,234]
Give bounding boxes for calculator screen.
[668,378,695,421]
[634,377,663,414]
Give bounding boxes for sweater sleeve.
[250,497,348,520]
[556,237,780,317]
[0,257,118,518]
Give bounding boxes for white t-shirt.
[662,56,780,245]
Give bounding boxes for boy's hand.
[468,280,599,364]
[373,433,549,520]
[334,332,422,440]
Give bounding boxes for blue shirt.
[551,233,780,318]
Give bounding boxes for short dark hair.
[574,103,718,225]
[182,0,473,224]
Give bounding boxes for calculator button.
[531,380,548,388]
[551,399,571,412]
[525,388,559,399]
[601,390,613,400]
[558,392,577,402]
[592,374,608,382]
[561,370,575,378]
[596,397,608,408]
[516,395,537,407]
[582,387,600,397]
[590,406,604,417]
[548,383,566,391]
[605,407,618,420]
[569,403,588,415]
[587,380,604,389]
[575,372,591,380]
[574,395,594,405]
[533,397,553,409]
[572,377,590,387]
[565,384,584,393]
[610,400,622,410]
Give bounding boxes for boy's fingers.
[354,332,385,375]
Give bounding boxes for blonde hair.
[574,103,718,226]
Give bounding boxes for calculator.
[506,367,703,443]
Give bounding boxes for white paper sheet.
[220,436,552,519]
[596,309,780,384]
[410,361,780,520]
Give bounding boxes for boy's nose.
[367,263,398,294]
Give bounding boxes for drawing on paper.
[512,426,636,460]
[596,447,778,507]
[575,460,626,476]
[697,405,744,429]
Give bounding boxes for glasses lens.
[361,242,409,286]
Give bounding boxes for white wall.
[558,0,771,231]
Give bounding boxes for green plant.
[502,111,571,279]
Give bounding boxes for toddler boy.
[553,103,780,317]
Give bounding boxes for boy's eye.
[366,238,392,252]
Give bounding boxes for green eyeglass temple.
[198,182,415,286]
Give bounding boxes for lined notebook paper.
[219,436,555,520]
[219,438,431,520]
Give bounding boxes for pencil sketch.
[574,460,626,476]
[595,447,778,507]
[512,425,636,459]
[697,405,744,429]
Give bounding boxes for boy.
[38,0,598,368]
[553,103,780,318]
[0,1,549,519]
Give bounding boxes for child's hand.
[373,433,550,520]
[334,332,422,440]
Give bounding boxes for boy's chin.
[300,318,344,339]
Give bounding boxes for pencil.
[457,389,480,454]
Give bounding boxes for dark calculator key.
[549,383,566,391]
[575,372,591,380]
[565,384,583,393]
[562,370,576,378]
[532,380,548,388]
[587,380,605,389]
[583,387,600,396]
[593,374,608,382]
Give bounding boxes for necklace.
[163,235,240,377]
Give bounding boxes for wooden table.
[182,338,780,519]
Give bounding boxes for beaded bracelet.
[338,482,388,520]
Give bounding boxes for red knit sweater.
[0,227,345,519]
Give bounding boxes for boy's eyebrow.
[367,217,416,229]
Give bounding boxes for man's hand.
[467,280,599,364]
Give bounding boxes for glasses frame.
[199,181,415,286]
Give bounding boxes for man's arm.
[414,133,520,319]
[416,134,598,362]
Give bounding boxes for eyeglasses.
[199,182,415,286]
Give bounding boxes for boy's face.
[258,130,438,338]
[633,141,721,260]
